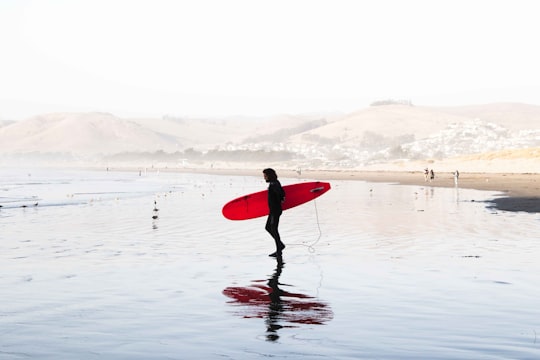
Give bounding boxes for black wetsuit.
[265,180,285,251]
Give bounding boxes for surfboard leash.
[288,198,323,253]
[309,198,323,252]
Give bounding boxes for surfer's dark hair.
[263,168,278,181]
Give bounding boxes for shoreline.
[160,167,539,196]
[29,163,535,213]
[151,167,539,213]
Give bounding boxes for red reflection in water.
[223,257,333,340]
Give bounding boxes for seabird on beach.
[152,200,159,219]
[21,203,38,208]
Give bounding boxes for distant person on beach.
[263,168,286,257]
[430,169,435,182]
[454,170,460,185]
[424,168,429,182]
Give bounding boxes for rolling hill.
[0,103,538,170]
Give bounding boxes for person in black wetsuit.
[263,168,286,257]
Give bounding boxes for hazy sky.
[1,0,539,120]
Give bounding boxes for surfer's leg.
[266,214,285,256]
[265,214,279,241]
[265,215,274,236]
[272,215,285,253]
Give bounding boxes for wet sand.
[2,168,540,358]
[167,168,540,213]
[307,170,540,213]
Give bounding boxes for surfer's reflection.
[223,256,333,342]
[266,255,284,341]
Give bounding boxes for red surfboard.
[222,181,331,220]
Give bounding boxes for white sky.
[1,0,539,120]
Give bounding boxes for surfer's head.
[263,168,278,182]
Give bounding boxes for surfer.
[263,168,286,257]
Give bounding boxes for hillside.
[287,105,470,147]
[430,102,540,131]
[0,112,182,156]
[0,103,538,171]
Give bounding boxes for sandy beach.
[307,170,540,213]
[156,167,540,213]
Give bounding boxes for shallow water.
[1,168,539,359]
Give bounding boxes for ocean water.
[1,168,539,359]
